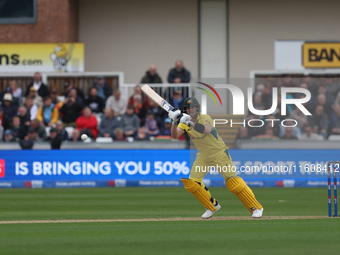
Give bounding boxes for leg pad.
[226,177,262,213]
[181,178,216,211]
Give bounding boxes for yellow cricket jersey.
[178,114,229,161]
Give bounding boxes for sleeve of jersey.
[178,123,191,135]
[201,115,214,129]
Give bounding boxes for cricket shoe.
[252,207,264,218]
[202,203,221,219]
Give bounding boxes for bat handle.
[189,121,195,127]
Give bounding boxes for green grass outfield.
[1,187,339,255]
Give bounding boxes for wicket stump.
[327,161,340,217]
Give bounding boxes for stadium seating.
[95,137,113,143]
[328,135,340,141]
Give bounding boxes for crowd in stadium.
[1,68,340,149]
[238,75,340,141]
[0,60,191,149]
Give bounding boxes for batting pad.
[226,177,262,213]
[181,178,216,211]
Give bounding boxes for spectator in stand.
[272,93,285,120]
[46,127,62,149]
[167,60,190,84]
[128,85,150,110]
[253,126,279,140]
[30,119,47,141]
[255,84,270,109]
[50,89,63,111]
[169,89,184,110]
[36,96,59,127]
[17,106,30,130]
[281,75,297,101]
[4,129,15,142]
[86,87,104,114]
[318,84,328,99]
[0,91,3,107]
[302,75,318,97]
[8,80,22,106]
[264,78,274,96]
[122,105,139,138]
[63,82,85,101]
[106,89,127,116]
[141,65,163,84]
[148,100,167,129]
[25,72,49,98]
[160,118,172,136]
[59,94,83,127]
[114,128,126,141]
[265,115,280,137]
[55,120,69,141]
[281,74,296,88]
[144,109,160,137]
[331,92,340,136]
[9,116,25,141]
[246,115,265,138]
[255,83,265,92]
[23,96,38,121]
[26,87,43,107]
[68,88,85,108]
[237,126,251,140]
[94,75,112,103]
[330,104,340,136]
[301,83,316,108]
[260,78,275,110]
[308,105,328,139]
[308,92,331,116]
[166,60,190,100]
[280,127,298,140]
[19,127,35,149]
[98,108,122,139]
[140,65,163,96]
[304,84,324,114]
[264,127,279,139]
[2,93,18,130]
[131,94,146,125]
[76,107,98,139]
[279,120,301,139]
[69,129,81,142]
[299,82,308,90]
[316,93,332,117]
[249,92,265,113]
[0,107,3,139]
[289,106,308,131]
[136,126,149,141]
[300,125,323,141]
[324,75,340,103]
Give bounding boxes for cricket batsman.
[168,97,263,218]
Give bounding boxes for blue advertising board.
[0,149,190,188]
[204,149,339,188]
[0,149,338,188]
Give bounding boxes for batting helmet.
[183,97,200,113]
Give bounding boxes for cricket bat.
[141,84,193,126]
[141,84,174,112]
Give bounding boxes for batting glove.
[168,108,182,125]
[179,113,192,126]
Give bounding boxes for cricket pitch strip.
[0,216,332,224]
